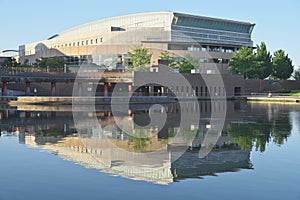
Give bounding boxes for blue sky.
[0,0,299,67]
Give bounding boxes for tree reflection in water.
[128,129,150,153]
[1,101,297,184]
[227,113,291,152]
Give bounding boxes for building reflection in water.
[0,101,292,184]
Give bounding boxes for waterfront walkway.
[8,96,177,106]
[246,96,300,103]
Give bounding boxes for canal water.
[0,101,300,200]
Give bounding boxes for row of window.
[169,44,236,53]
[170,86,226,97]
[172,32,251,45]
[172,25,250,38]
[187,46,235,53]
[172,30,251,43]
[142,99,226,114]
[172,35,250,46]
[51,37,103,49]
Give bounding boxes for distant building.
[19,12,255,74]
[0,50,19,65]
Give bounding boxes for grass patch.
[289,90,300,96]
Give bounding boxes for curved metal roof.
[59,12,174,37]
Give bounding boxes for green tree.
[228,46,255,79]
[128,129,150,153]
[159,50,171,61]
[19,59,31,71]
[252,42,272,79]
[159,51,201,73]
[34,57,66,72]
[1,57,18,68]
[176,54,201,73]
[294,66,300,80]
[127,46,152,71]
[271,49,294,79]
[1,57,19,73]
[159,50,178,69]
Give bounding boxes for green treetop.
[228,42,294,80]
[271,49,294,79]
[159,51,200,73]
[127,46,152,72]
[228,46,255,79]
[252,42,272,79]
[34,57,66,72]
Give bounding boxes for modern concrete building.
[19,12,255,74]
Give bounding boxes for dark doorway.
[234,87,241,96]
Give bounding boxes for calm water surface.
[0,101,300,200]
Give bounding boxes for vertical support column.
[128,83,133,96]
[1,81,7,96]
[104,83,108,97]
[78,82,82,96]
[25,82,30,96]
[148,86,151,96]
[149,85,154,96]
[51,82,56,96]
[161,87,165,96]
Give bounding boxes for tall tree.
[253,42,272,79]
[127,46,152,71]
[228,46,255,79]
[294,66,300,80]
[271,49,294,79]
[159,50,178,69]
[1,57,19,73]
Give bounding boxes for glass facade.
[171,13,254,47]
[171,25,253,46]
[173,13,254,34]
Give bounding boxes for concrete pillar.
[104,83,108,97]
[25,82,30,96]
[148,86,151,96]
[78,82,82,96]
[51,82,56,96]
[149,85,154,96]
[1,81,7,96]
[161,86,165,96]
[128,84,133,96]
